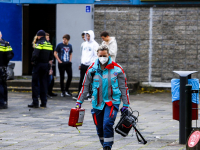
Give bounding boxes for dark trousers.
[0,69,7,106]
[91,104,119,148]
[38,74,54,95]
[48,74,54,94]
[58,62,72,92]
[78,64,90,93]
[32,63,49,105]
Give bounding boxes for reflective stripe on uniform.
[104,137,114,142]
[43,43,53,50]
[0,46,6,51]
[35,44,43,49]
[35,43,53,51]
[6,46,12,51]
[0,46,12,52]
[43,41,53,50]
[43,45,53,50]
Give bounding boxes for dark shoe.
[28,103,39,108]
[48,93,57,96]
[0,105,7,109]
[40,104,46,108]
[103,146,111,150]
[3,104,7,109]
[47,94,52,99]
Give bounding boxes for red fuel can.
[68,107,85,127]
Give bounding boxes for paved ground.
[0,92,195,150]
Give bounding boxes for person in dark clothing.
[54,34,73,97]
[28,30,53,108]
[46,33,57,97]
[0,31,14,109]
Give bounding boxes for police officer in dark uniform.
[28,30,53,108]
[0,31,14,109]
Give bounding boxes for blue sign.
[86,6,90,13]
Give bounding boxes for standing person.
[81,31,86,42]
[73,30,99,100]
[46,33,57,97]
[75,45,130,150]
[28,30,53,108]
[100,31,117,62]
[0,31,14,109]
[54,34,73,97]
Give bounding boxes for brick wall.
[94,6,200,82]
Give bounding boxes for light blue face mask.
[99,57,108,65]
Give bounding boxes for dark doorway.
[23,4,56,75]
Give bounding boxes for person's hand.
[58,60,62,63]
[121,106,128,113]
[79,66,81,70]
[49,69,53,75]
[76,102,81,108]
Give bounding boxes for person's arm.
[49,44,54,62]
[79,43,84,70]
[5,42,14,64]
[77,68,92,104]
[108,41,117,59]
[69,45,72,62]
[91,43,99,63]
[31,42,41,63]
[117,69,130,107]
[54,51,62,63]
[69,53,72,62]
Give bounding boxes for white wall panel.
[56,4,94,77]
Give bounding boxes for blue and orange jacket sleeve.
[113,62,130,107]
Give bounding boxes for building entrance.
[23,4,56,75]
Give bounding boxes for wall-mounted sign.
[86,6,90,13]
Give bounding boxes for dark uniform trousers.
[0,69,7,106]
[32,63,49,105]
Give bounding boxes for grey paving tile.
[0,92,197,150]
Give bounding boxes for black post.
[185,84,192,142]
[179,76,188,144]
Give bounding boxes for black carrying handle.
[133,125,147,145]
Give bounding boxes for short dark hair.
[100,31,109,37]
[63,34,70,40]
[81,33,85,36]
[45,33,49,36]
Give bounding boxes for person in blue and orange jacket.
[75,45,130,150]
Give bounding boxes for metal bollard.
[185,84,192,142]
[179,76,188,144]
